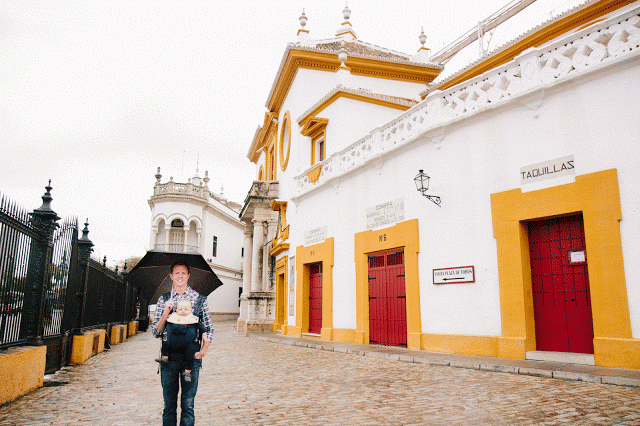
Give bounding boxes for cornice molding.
[433,0,636,94]
[267,48,442,115]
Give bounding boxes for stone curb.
[248,334,640,388]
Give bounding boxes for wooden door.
[308,262,322,334]
[529,215,594,353]
[368,249,407,347]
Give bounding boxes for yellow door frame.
[491,169,638,368]
[354,219,421,350]
[294,238,334,340]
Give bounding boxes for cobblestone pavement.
[1,321,639,425]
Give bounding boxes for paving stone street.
[1,321,639,425]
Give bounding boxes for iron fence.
[0,184,140,374]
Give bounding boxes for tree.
[118,256,142,274]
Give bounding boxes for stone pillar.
[236,224,253,333]
[164,224,171,248]
[237,181,280,334]
[241,225,253,296]
[250,218,265,292]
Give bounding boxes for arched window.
[170,219,184,252]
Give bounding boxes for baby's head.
[175,299,193,317]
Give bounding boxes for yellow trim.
[267,135,277,180]
[270,200,290,256]
[300,117,328,139]
[72,329,106,364]
[258,165,264,181]
[491,169,636,368]
[273,256,288,333]
[422,333,499,357]
[307,165,323,184]
[0,345,46,405]
[295,238,334,340]
[279,111,291,171]
[435,0,635,94]
[336,30,357,39]
[268,49,441,115]
[298,91,412,129]
[248,111,279,164]
[354,219,421,349]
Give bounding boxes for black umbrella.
[126,250,223,304]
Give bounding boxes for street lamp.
[414,170,441,207]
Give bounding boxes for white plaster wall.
[287,58,640,337]
[207,273,242,313]
[322,98,406,156]
[149,195,245,315]
[200,207,244,271]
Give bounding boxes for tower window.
[212,236,217,257]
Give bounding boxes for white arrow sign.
[433,266,475,284]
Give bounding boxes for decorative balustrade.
[153,181,209,199]
[293,8,640,197]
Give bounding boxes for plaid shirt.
[151,287,214,342]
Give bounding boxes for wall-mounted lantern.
[414,170,441,207]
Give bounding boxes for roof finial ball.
[420,27,427,47]
[298,8,310,42]
[299,9,307,28]
[343,2,351,20]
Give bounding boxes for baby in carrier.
[155,299,207,382]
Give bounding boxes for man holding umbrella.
[152,260,213,426]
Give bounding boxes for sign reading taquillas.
[520,155,575,185]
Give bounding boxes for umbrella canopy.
[126,250,223,304]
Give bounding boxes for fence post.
[75,220,94,332]
[20,182,60,345]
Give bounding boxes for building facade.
[239,0,640,369]
[148,168,244,317]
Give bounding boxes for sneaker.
[183,371,192,383]
[155,357,169,365]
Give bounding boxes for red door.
[528,215,594,353]
[368,249,407,347]
[308,262,322,334]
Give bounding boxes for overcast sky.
[0,0,576,266]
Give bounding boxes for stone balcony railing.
[153,181,209,199]
[293,7,640,198]
[153,244,199,253]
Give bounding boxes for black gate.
[0,184,140,374]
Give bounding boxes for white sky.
[0,0,578,266]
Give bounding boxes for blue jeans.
[160,359,201,426]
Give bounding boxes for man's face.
[170,265,190,293]
[176,304,192,317]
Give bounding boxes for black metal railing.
[0,184,140,374]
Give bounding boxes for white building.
[238,0,640,370]
[148,168,244,318]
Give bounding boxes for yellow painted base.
[422,334,499,357]
[110,325,128,345]
[594,337,640,369]
[71,329,106,364]
[127,321,138,337]
[333,328,356,343]
[0,345,46,405]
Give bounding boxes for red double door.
[528,214,594,354]
[368,249,407,347]
[308,262,323,334]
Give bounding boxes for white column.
[164,225,171,249]
[241,225,253,296]
[250,218,265,292]
[183,225,188,252]
[196,231,202,254]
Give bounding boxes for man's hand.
[194,350,206,359]
[163,301,173,316]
